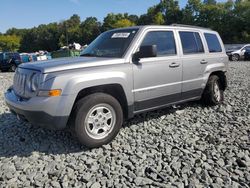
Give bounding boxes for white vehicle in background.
[231,44,250,61]
[37,55,47,61]
[36,51,52,61]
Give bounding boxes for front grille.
[13,71,27,97]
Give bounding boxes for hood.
[232,49,241,54]
[19,57,125,73]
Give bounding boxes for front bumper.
[4,88,72,130]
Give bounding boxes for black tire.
[232,54,240,61]
[201,75,224,105]
[73,93,123,148]
[9,64,17,72]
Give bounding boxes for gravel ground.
[0,61,249,188]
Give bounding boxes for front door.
[132,30,182,112]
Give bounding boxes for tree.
[102,13,137,31]
[0,35,21,51]
[6,28,27,37]
[232,0,250,42]
[58,14,81,47]
[80,17,101,45]
[138,5,165,25]
[203,0,216,5]
[153,12,165,25]
[127,15,139,24]
[159,0,182,24]
[1,1,250,52]
[112,19,135,28]
[102,13,124,31]
[182,0,202,24]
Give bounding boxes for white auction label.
[111,33,130,38]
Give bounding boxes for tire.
[232,54,240,61]
[201,75,224,105]
[73,93,123,148]
[9,64,17,72]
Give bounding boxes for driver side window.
[245,47,250,51]
[140,31,176,56]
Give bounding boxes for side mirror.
[133,45,157,62]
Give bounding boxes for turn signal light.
[38,89,62,97]
[48,89,62,97]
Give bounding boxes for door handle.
[169,62,180,68]
[200,60,208,64]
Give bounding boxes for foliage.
[102,13,137,30]
[0,35,21,51]
[112,19,135,28]
[2,0,250,52]
[80,17,101,45]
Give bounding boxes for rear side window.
[179,31,204,54]
[141,31,176,56]
[204,33,222,53]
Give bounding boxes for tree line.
[0,0,249,52]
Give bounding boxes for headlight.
[29,73,39,92]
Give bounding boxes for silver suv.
[5,25,228,148]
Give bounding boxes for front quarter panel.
[41,63,134,116]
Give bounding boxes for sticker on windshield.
[111,33,130,38]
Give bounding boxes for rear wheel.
[73,93,123,148]
[201,75,224,105]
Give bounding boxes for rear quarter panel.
[200,31,228,88]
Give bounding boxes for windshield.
[81,28,139,58]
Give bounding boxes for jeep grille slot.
[13,71,27,97]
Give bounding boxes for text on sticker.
[111,33,130,38]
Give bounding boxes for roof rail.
[171,24,211,30]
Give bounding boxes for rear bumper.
[4,88,72,130]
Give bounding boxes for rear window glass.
[204,33,222,53]
[179,31,204,54]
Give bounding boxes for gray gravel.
[0,61,250,187]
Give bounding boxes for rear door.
[177,30,207,99]
[132,29,182,112]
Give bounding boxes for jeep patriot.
[5,25,228,148]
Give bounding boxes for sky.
[0,0,224,33]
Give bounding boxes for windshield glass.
[80,28,139,58]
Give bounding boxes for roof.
[110,24,214,33]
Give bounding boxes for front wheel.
[9,64,17,72]
[232,54,240,61]
[73,93,123,148]
[201,75,224,105]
